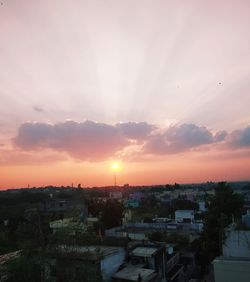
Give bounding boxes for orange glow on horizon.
[1,151,250,190]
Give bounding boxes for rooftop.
[113,266,156,282]
[213,256,250,263]
[53,245,124,260]
[0,250,21,265]
[175,210,194,213]
[132,247,158,257]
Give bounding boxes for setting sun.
[111,162,121,171]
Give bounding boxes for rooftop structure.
[131,247,158,258]
[105,222,203,242]
[213,225,250,282]
[0,250,21,266]
[112,266,157,282]
[213,257,250,282]
[55,245,124,260]
[0,251,21,282]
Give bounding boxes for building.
[175,210,194,224]
[112,243,184,282]
[129,192,145,201]
[49,218,87,235]
[242,211,250,228]
[105,222,203,242]
[223,228,250,258]
[123,209,133,224]
[44,245,126,282]
[109,192,123,200]
[198,201,206,212]
[213,226,250,282]
[130,246,165,277]
[124,199,140,208]
[213,257,250,282]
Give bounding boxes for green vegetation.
[148,231,189,247]
[88,199,123,230]
[201,182,243,259]
[4,255,41,282]
[191,182,244,274]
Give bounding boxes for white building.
[198,201,207,212]
[175,210,194,223]
[213,227,250,282]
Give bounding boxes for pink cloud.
[12,121,250,162]
[13,120,156,161]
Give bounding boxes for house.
[129,192,145,201]
[109,192,123,200]
[112,243,184,282]
[175,210,194,224]
[130,246,165,276]
[124,199,140,208]
[49,218,87,235]
[43,245,126,282]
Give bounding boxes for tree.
[200,182,244,261]
[148,231,163,241]
[100,200,123,230]
[5,256,41,282]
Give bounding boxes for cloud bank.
[143,124,215,154]
[226,126,250,148]
[12,120,250,162]
[13,121,154,161]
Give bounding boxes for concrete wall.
[213,259,250,282]
[223,230,250,258]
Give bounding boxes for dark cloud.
[227,126,250,147]
[143,123,214,154]
[116,122,155,140]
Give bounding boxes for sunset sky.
[0,0,250,189]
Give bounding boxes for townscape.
[1,181,250,281]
